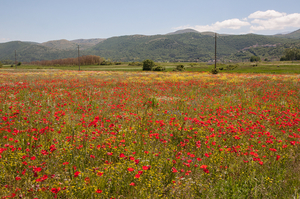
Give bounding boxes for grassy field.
[1,61,300,74]
[0,70,300,198]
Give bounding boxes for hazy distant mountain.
[71,38,105,45]
[71,38,106,49]
[0,29,299,63]
[39,38,105,50]
[273,29,300,39]
[167,29,200,35]
[40,39,78,50]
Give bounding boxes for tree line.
[280,48,300,61]
[28,55,104,66]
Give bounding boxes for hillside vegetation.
[0,31,299,62]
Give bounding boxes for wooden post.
[78,45,80,71]
[15,50,17,69]
[215,33,217,69]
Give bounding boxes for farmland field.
[1,70,300,198]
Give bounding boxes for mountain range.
[0,29,300,63]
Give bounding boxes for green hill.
[40,39,78,50]
[0,41,78,62]
[274,29,300,39]
[0,31,299,63]
[87,32,298,62]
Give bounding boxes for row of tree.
[280,48,300,61]
[28,55,104,66]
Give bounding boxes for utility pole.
[215,33,217,69]
[15,50,17,69]
[78,45,80,71]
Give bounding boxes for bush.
[176,64,185,71]
[211,68,219,74]
[280,56,287,61]
[225,64,238,70]
[100,60,113,65]
[128,62,142,66]
[189,63,198,67]
[152,66,166,71]
[250,56,261,62]
[114,62,122,65]
[0,62,2,68]
[142,59,155,71]
[17,62,22,66]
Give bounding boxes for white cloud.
[174,10,300,34]
[175,18,250,32]
[249,11,300,31]
[248,10,286,19]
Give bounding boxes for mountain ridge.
[0,29,299,63]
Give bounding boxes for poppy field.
[0,71,300,198]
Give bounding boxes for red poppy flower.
[74,171,80,177]
[135,174,140,178]
[142,166,149,170]
[96,189,102,193]
[97,172,103,176]
[51,187,61,194]
[127,168,134,172]
[276,155,281,160]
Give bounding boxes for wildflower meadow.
[0,71,300,198]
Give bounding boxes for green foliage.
[1,33,300,63]
[225,64,238,70]
[17,62,22,66]
[176,64,185,71]
[1,59,13,64]
[142,59,155,71]
[250,56,261,62]
[189,63,198,67]
[100,60,113,65]
[280,48,300,61]
[152,66,166,71]
[114,62,122,65]
[211,68,219,74]
[0,61,2,68]
[128,62,142,66]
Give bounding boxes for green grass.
[1,61,300,74]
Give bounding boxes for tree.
[250,56,261,62]
[280,48,300,61]
[142,59,155,71]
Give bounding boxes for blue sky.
[1,0,300,43]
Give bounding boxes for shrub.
[114,62,122,65]
[142,59,155,71]
[152,66,166,71]
[176,64,185,71]
[250,56,261,62]
[189,63,198,67]
[225,64,238,70]
[17,62,22,66]
[128,62,142,66]
[0,61,2,68]
[211,68,219,74]
[100,60,113,65]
